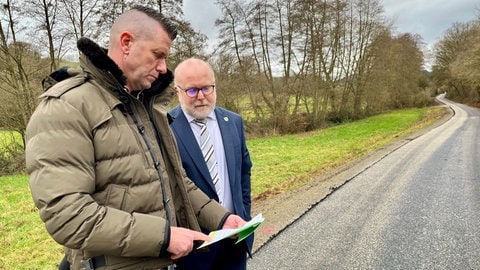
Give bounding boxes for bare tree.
[22,0,66,71]
[341,0,385,119]
[214,0,398,133]
[296,0,350,125]
[271,0,310,131]
[216,0,296,134]
[366,31,425,113]
[59,0,103,40]
[215,0,266,125]
[168,20,207,66]
[432,20,480,102]
[0,1,48,144]
[447,19,480,102]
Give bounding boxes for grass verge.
[248,106,446,198]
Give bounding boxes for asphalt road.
[248,95,480,269]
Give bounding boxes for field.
[0,106,447,269]
[0,175,63,269]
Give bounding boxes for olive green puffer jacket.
[26,37,229,270]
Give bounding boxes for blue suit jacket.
[169,106,253,250]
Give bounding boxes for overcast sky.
[183,0,480,51]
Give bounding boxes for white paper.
[197,213,264,249]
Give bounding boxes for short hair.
[131,5,177,41]
[174,57,215,85]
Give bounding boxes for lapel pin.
[224,116,229,122]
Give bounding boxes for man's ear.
[119,32,133,54]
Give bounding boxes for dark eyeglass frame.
[176,84,216,97]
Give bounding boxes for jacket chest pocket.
[105,185,127,209]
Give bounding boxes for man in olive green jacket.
[25,6,245,270]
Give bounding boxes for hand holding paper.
[223,214,248,230]
[197,213,264,249]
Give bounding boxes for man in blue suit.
[169,58,253,270]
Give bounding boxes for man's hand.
[167,227,211,260]
[222,214,247,230]
[222,215,247,239]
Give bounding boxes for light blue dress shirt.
[183,110,234,212]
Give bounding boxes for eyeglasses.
[176,84,215,97]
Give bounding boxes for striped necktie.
[194,119,221,200]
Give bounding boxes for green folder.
[197,213,264,249]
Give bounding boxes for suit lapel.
[215,109,236,189]
[171,108,213,187]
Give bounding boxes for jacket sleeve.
[26,96,168,257]
[181,173,231,231]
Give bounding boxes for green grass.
[0,175,63,270]
[248,107,444,197]
[0,106,446,269]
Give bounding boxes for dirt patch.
[250,104,453,253]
